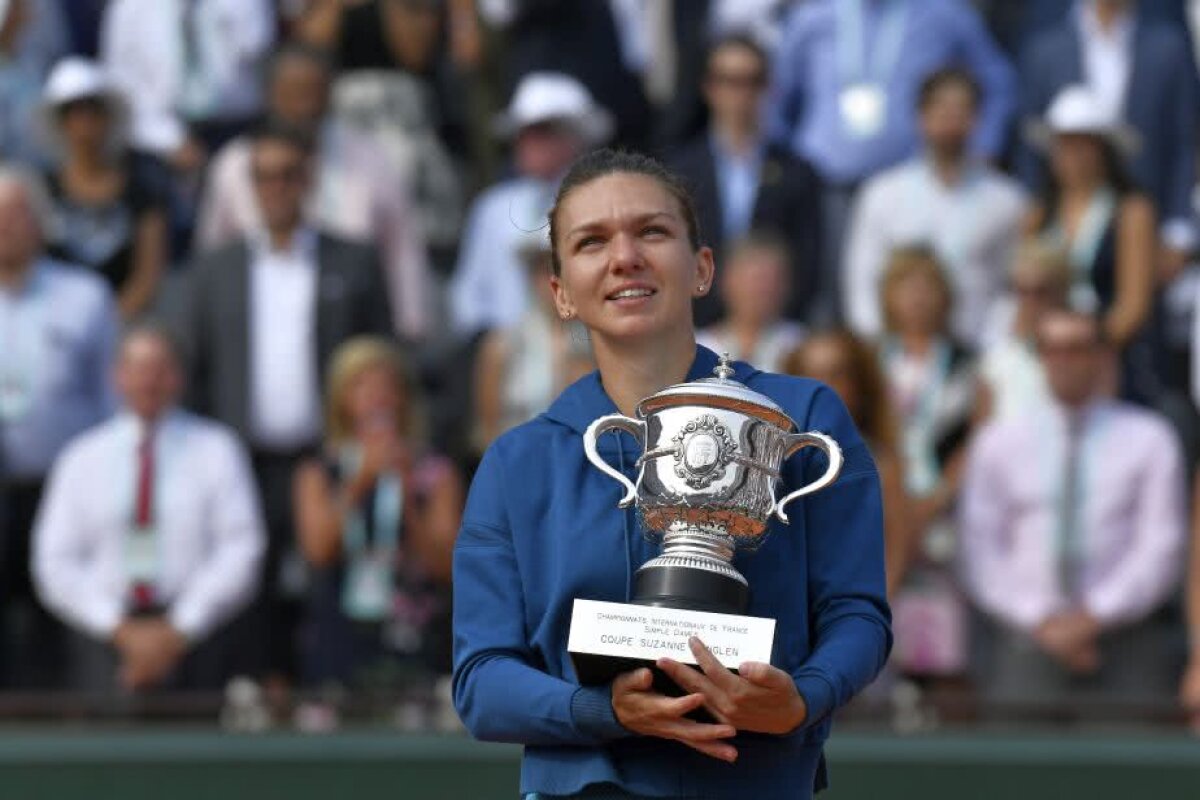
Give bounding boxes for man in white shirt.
[961,309,1187,716]
[448,72,612,336]
[100,0,275,161]
[0,165,118,689]
[165,122,392,677]
[844,68,1027,346]
[33,324,265,692]
[196,43,431,340]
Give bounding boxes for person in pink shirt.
[960,309,1186,719]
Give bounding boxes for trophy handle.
[773,432,844,524]
[583,414,645,508]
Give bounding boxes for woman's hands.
[611,667,739,763]
[611,637,809,762]
[656,637,807,736]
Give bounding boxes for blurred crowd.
[3,0,1200,732]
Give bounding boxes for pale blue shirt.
[0,259,119,479]
[710,132,765,244]
[449,176,558,335]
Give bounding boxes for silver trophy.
[583,355,843,615]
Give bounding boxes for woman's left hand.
[657,637,807,735]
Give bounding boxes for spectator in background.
[979,241,1072,421]
[197,43,431,340]
[292,0,466,152]
[1183,476,1200,729]
[32,324,265,694]
[961,310,1186,716]
[658,0,801,147]
[976,0,1193,58]
[57,0,109,58]
[1025,87,1155,359]
[769,0,1015,323]
[165,123,393,678]
[783,330,913,597]
[844,68,1026,347]
[696,233,806,372]
[1017,0,1198,275]
[477,0,651,148]
[472,241,592,454]
[668,33,822,326]
[294,337,462,696]
[877,247,980,678]
[40,58,169,321]
[100,0,275,161]
[0,0,69,165]
[448,72,611,336]
[0,165,118,688]
[293,0,467,258]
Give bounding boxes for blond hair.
[879,245,953,334]
[324,336,427,448]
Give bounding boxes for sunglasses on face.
[1037,339,1098,356]
[56,97,109,118]
[706,71,767,90]
[251,165,306,185]
[1012,282,1061,298]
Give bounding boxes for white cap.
[493,72,613,144]
[1025,84,1140,156]
[43,57,124,109]
[39,58,129,158]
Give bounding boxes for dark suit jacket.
[168,233,394,446]
[1016,15,1198,224]
[667,136,824,326]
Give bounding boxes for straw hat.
[39,57,129,156]
[493,72,613,144]
[1025,84,1140,156]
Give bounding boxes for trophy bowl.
[583,355,843,615]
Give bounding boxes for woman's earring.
[561,309,574,320]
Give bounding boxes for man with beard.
[843,68,1026,347]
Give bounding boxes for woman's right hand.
[611,668,739,762]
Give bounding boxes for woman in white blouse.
[696,232,805,371]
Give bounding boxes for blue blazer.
[1016,15,1198,225]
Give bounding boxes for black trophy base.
[568,564,768,722]
[632,563,749,615]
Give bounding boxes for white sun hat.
[39,57,130,156]
[493,72,614,144]
[1025,84,1141,156]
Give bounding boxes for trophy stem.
[632,523,749,615]
[660,524,736,563]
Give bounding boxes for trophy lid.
[636,353,796,430]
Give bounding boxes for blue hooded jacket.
[452,346,891,798]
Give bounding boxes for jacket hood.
[541,344,761,437]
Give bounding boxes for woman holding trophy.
[452,149,890,799]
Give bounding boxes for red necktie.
[135,429,154,528]
[130,427,157,611]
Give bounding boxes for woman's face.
[1050,133,1105,189]
[722,247,787,325]
[58,97,111,153]
[550,172,714,344]
[795,338,861,419]
[885,269,946,336]
[345,364,404,434]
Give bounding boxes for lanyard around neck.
[836,0,910,86]
[339,446,404,557]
